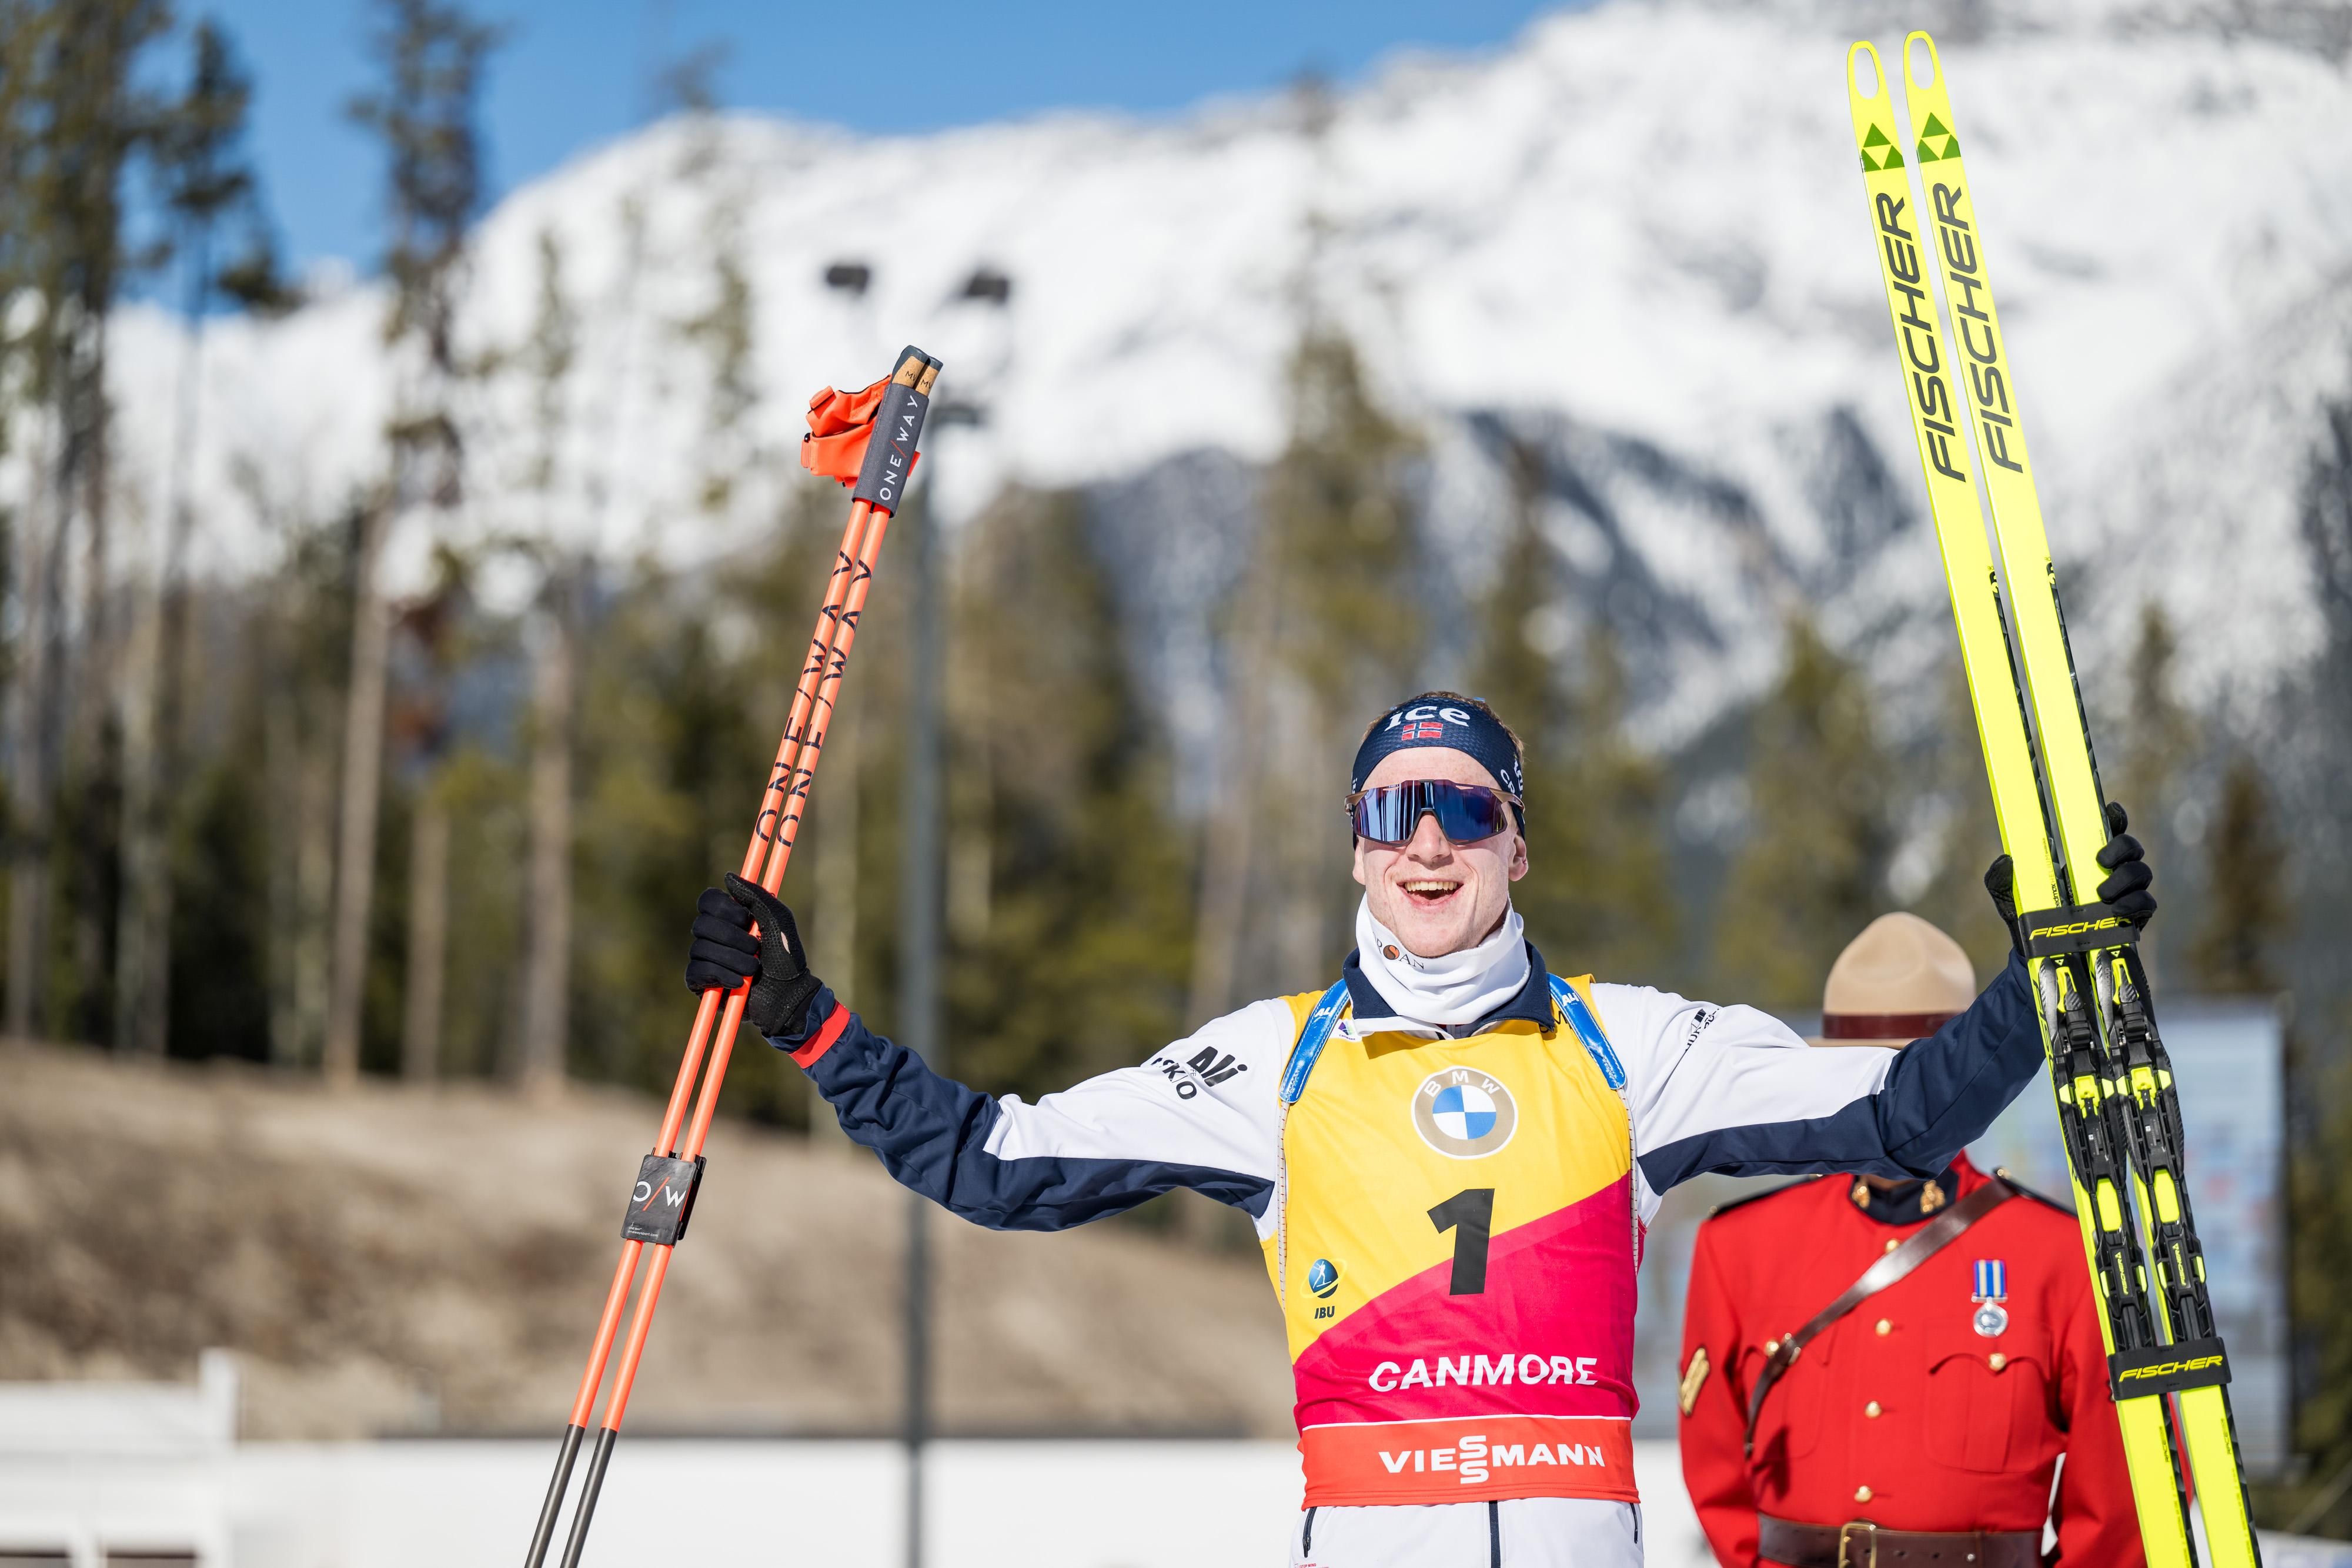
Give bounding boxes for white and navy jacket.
[774,945,2044,1237]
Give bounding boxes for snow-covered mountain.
[84,0,2352,761]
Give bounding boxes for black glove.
[2091,801,2155,927]
[684,874,824,1038]
[1983,800,2157,955]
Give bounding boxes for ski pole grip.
[852,345,943,512]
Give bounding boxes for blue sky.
[201,0,1576,275]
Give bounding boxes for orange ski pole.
[527,346,940,1568]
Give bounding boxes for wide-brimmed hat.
[1808,912,1976,1049]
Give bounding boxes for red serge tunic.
[1676,1152,2145,1567]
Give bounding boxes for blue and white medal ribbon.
[1971,1258,2009,1338]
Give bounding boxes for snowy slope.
[77,0,2352,747]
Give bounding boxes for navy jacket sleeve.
[1602,955,2045,1195]
[770,989,1287,1232]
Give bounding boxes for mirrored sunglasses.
[1347,780,1521,845]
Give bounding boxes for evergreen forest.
[3,0,2351,1535]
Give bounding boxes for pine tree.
[55,0,171,1047]
[330,0,501,1085]
[253,499,360,1069]
[1544,628,1678,981]
[0,0,54,1040]
[116,16,275,1057]
[1472,433,1675,983]
[2114,602,2198,981]
[1714,613,1895,1012]
[0,2,42,424]
[1265,329,1421,711]
[2,0,173,1045]
[514,230,579,1095]
[677,189,758,519]
[2284,372,2352,1533]
[387,546,466,1081]
[1190,324,1421,1014]
[1468,435,1560,743]
[944,488,1194,1102]
[2184,755,2287,997]
[2282,1062,2352,1537]
[1914,664,2014,980]
[565,517,823,1111]
[2301,386,2352,917]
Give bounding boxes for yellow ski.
[1842,40,2207,1568]
[1893,33,2260,1567]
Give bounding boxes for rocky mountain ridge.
[56,0,2352,773]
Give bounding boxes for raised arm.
[780,989,1285,1229]
[687,875,1285,1232]
[1605,814,2155,1200]
[1600,958,2042,1198]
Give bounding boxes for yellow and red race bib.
[1266,980,1640,1507]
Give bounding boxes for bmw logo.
[1307,1258,1341,1298]
[1412,1066,1519,1159]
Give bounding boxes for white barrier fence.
[5,1433,1705,1567]
[3,1362,2346,1567]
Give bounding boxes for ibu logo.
[1308,1258,1342,1299]
[1412,1067,1519,1159]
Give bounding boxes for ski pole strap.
[2020,901,2137,957]
[852,347,941,512]
[1280,982,1352,1104]
[2109,1337,2230,1400]
[619,1154,706,1248]
[1743,1174,2016,1458]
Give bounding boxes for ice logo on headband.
[1379,703,1523,796]
[1384,703,1472,743]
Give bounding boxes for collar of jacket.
[1339,941,1559,1039]
[1850,1155,1972,1225]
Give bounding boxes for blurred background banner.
[1631,999,2291,1472]
[5,0,2352,1558]
[1971,998,2292,1477]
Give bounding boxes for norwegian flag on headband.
[1349,694,1526,804]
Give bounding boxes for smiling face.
[1351,746,1529,959]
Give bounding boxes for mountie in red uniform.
[1678,1152,2144,1567]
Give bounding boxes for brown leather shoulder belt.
[1759,1515,2040,1568]
[1743,1174,2015,1457]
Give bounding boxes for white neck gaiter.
[1353,897,1529,1028]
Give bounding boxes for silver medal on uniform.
[1971,1258,2009,1337]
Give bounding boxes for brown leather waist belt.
[1759,1516,2041,1568]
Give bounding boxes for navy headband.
[1350,696,1525,801]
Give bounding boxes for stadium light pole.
[898,471,940,1568]
[825,259,878,386]
[898,263,1015,1568]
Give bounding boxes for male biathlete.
[684,691,2154,1568]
